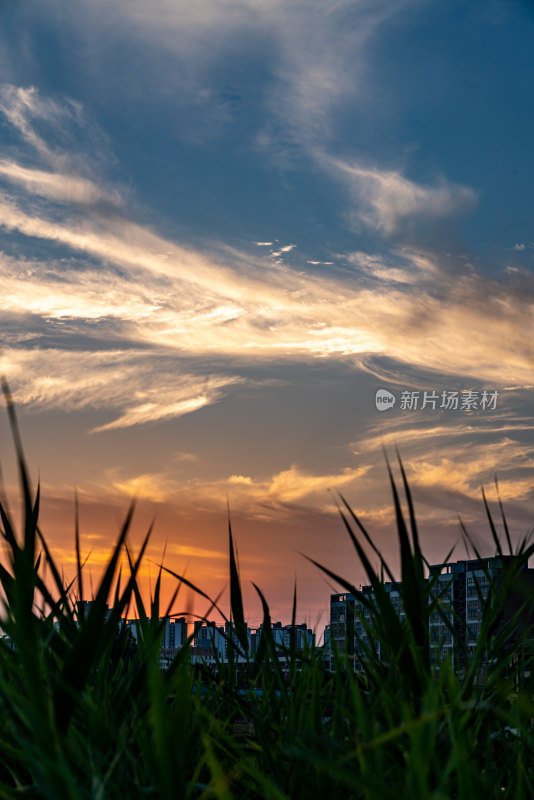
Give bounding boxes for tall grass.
[0,381,533,799]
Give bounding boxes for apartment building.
[193,620,226,661]
[428,557,508,673]
[329,556,534,676]
[270,621,315,651]
[124,615,188,649]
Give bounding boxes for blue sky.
[0,0,533,626]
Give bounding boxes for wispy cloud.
[0,83,121,206]
[49,1,411,145]
[0,159,121,206]
[1,165,533,387]
[98,427,534,531]
[351,414,534,524]
[271,244,296,257]
[167,544,227,561]
[104,462,370,517]
[0,348,242,431]
[255,0,415,144]
[0,85,80,165]
[324,157,477,238]
[1,86,533,436]
[2,197,533,387]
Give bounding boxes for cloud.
[350,414,534,525]
[104,462,370,516]
[0,83,112,169]
[0,348,242,430]
[256,0,414,143]
[167,544,227,561]
[2,191,534,389]
[0,84,80,165]
[9,1,412,152]
[0,159,121,206]
[270,244,297,257]
[0,168,533,386]
[0,86,533,442]
[356,418,534,455]
[325,158,477,238]
[100,427,534,532]
[0,84,120,207]
[345,250,426,284]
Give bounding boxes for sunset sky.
[0,1,533,633]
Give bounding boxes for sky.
[0,0,533,633]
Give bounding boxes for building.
[329,583,402,669]
[329,556,534,678]
[162,616,188,649]
[193,620,226,661]
[124,615,188,650]
[76,600,113,624]
[329,592,357,668]
[428,557,506,674]
[270,621,315,651]
[76,603,316,670]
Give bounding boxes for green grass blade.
[228,513,249,654]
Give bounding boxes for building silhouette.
[329,556,534,678]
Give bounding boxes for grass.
[0,381,533,799]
